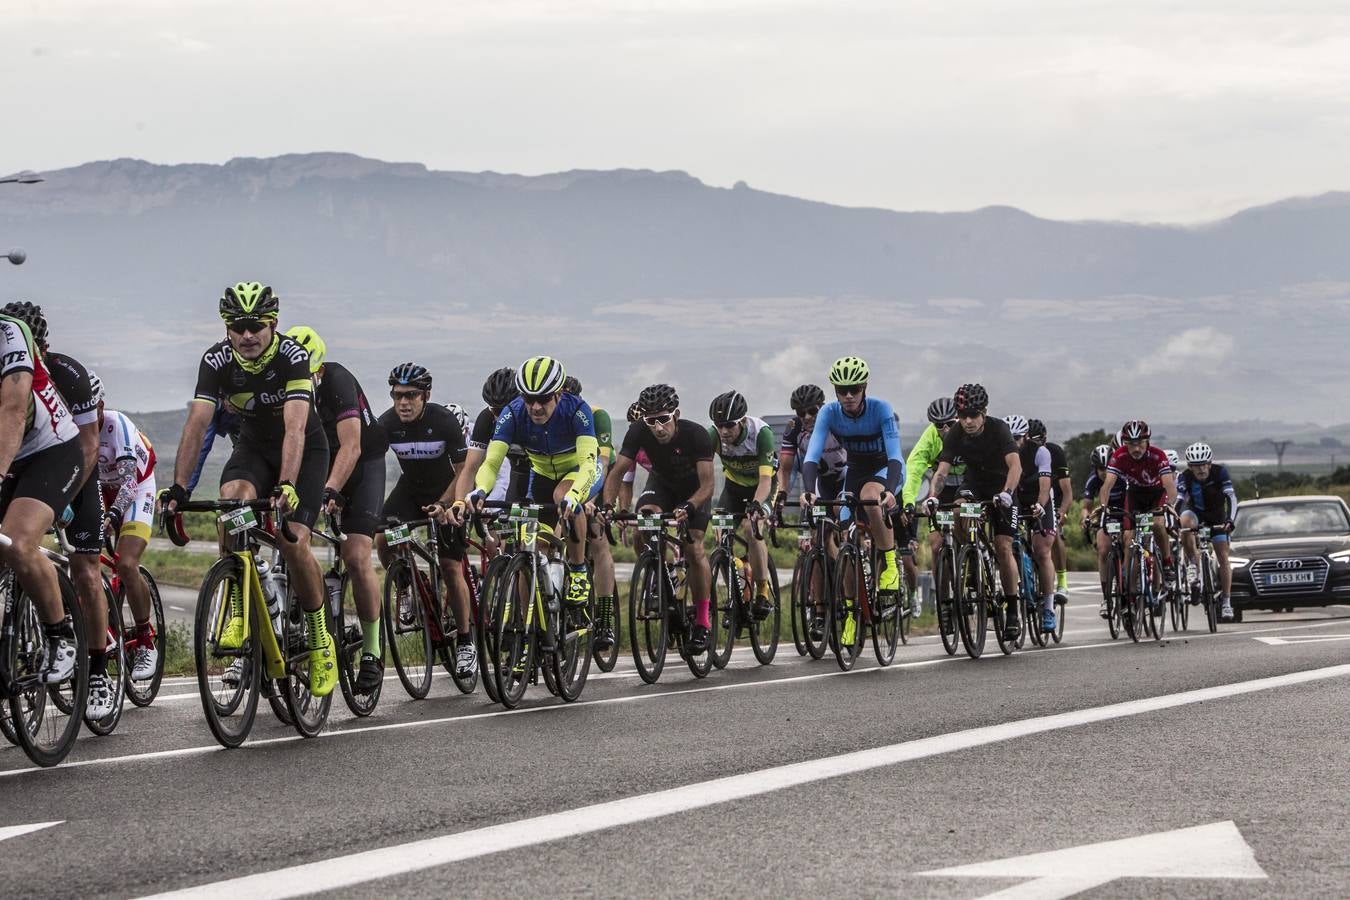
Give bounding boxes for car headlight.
[1331,550,1350,563]
[1228,556,1250,569]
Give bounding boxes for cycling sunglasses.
[834,385,864,397]
[794,405,822,418]
[643,413,675,426]
[390,388,424,401]
[226,317,272,335]
[522,392,556,407]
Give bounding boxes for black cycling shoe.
[355,653,384,693]
[687,624,710,654]
[1002,602,1021,641]
[808,617,825,642]
[594,625,616,651]
[751,597,774,621]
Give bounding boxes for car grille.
[1250,557,1330,595]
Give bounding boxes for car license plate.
[1267,571,1316,586]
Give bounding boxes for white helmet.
[87,368,105,406]
[1091,444,1111,468]
[445,402,469,437]
[1185,442,1213,465]
[1164,449,1182,469]
[1002,414,1029,437]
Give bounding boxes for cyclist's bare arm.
[602,454,636,508]
[1097,470,1119,511]
[279,397,310,485]
[0,371,30,476]
[170,400,215,491]
[1002,452,1021,495]
[326,416,362,494]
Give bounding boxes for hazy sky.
[4,1,1349,222]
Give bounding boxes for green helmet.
[219,282,279,321]
[828,355,869,387]
[284,325,326,374]
[515,356,566,396]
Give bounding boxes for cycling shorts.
[717,479,759,520]
[967,482,1019,539]
[337,456,386,538]
[1125,485,1166,530]
[102,476,157,544]
[0,439,84,525]
[220,434,327,530]
[636,477,712,534]
[383,478,462,561]
[527,462,604,528]
[1179,508,1230,543]
[67,472,106,554]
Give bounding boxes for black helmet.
[638,383,679,415]
[481,367,518,408]
[953,383,988,415]
[389,362,432,391]
[709,390,748,426]
[1,301,47,351]
[1091,444,1112,468]
[562,375,582,396]
[1027,418,1048,444]
[789,384,825,412]
[626,401,643,423]
[926,397,956,425]
[219,282,279,321]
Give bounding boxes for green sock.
[306,608,328,650]
[1056,569,1068,591]
[361,618,381,657]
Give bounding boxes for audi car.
[1228,495,1350,620]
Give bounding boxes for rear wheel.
[193,557,259,749]
[1105,548,1122,640]
[122,567,166,707]
[955,543,987,659]
[382,556,434,699]
[1052,595,1066,644]
[551,581,594,702]
[1202,551,1219,633]
[492,554,536,708]
[8,572,89,767]
[331,569,379,718]
[1122,549,1141,642]
[84,579,126,737]
[281,594,333,738]
[477,555,506,702]
[788,554,808,656]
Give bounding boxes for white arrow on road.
[918,821,1266,899]
[0,821,62,843]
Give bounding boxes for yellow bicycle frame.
[212,550,287,679]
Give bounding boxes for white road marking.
[137,667,1337,899]
[0,820,62,843]
[920,820,1267,899]
[1254,634,1350,646]
[168,605,186,612]
[6,614,1348,778]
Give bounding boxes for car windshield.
[1233,501,1350,539]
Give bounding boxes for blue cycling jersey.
[489,392,598,482]
[1084,470,1126,507]
[1177,464,1236,519]
[802,397,903,494]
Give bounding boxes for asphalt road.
[4,574,1350,899]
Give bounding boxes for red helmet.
[1120,419,1151,441]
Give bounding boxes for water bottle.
[324,571,343,617]
[257,558,283,632]
[547,559,565,606]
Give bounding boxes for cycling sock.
[756,581,769,599]
[1056,569,1068,590]
[695,598,711,629]
[360,618,381,657]
[306,608,328,650]
[135,619,154,644]
[598,595,615,623]
[456,633,472,648]
[568,563,587,576]
[88,647,108,676]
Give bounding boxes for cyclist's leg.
[1031,520,1057,627]
[989,499,1021,625]
[66,475,107,678]
[434,521,475,670]
[276,442,337,694]
[1096,525,1112,615]
[1211,522,1233,618]
[856,471,898,593]
[339,459,385,662]
[116,479,156,625]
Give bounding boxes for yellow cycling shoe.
[877,563,900,594]
[307,635,338,698]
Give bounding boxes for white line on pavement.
[137,662,1350,899]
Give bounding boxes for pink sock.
[695,599,711,629]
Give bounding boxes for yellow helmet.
[284,325,326,374]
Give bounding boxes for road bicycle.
[97,532,165,709]
[309,513,381,717]
[483,502,593,708]
[1165,527,1191,632]
[708,509,780,669]
[924,505,963,657]
[949,495,1016,659]
[168,499,332,746]
[1124,507,1174,643]
[617,510,711,683]
[1012,513,1053,650]
[783,501,832,661]
[1182,524,1223,634]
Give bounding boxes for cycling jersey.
[46,352,100,429]
[594,407,614,465]
[380,402,467,495]
[802,397,903,494]
[1045,442,1070,481]
[620,420,711,498]
[475,393,600,504]
[1107,446,1172,488]
[315,362,388,462]
[709,416,776,489]
[0,315,78,461]
[97,410,156,488]
[1084,470,1126,507]
[780,416,845,478]
[192,335,321,442]
[901,423,965,507]
[1016,443,1052,504]
[939,417,1016,495]
[1177,464,1237,521]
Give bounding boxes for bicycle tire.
[551,578,594,703]
[492,554,536,708]
[445,595,479,697]
[629,551,668,684]
[1147,562,1165,641]
[1105,548,1122,640]
[1202,551,1218,633]
[1122,549,1141,642]
[708,549,736,670]
[382,556,434,699]
[934,547,959,656]
[799,551,830,660]
[193,556,259,749]
[830,544,864,672]
[1052,596,1066,644]
[1178,575,1191,632]
[122,566,166,707]
[84,578,126,736]
[681,564,713,680]
[477,555,506,701]
[590,556,621,673]
[749,561,781,665]
[7,571,88,767]
[331,569,380,718]
[872,569,901,667]
[789,554,807,656]
[280,593,333,738]
[954,543,987,659]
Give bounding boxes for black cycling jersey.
[939,417,1016,494]
[469,407,529,475]
[379,402,467,494]
[315,362,388,463]
[45,352,100,431]
[619,419,712,497]
[1045,441,1070,481]
[1016,442,1052,503]
[192,335,322,443]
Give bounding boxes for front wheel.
[749,561,781,666]
[8,571,89,767]
[799,551,830,660]
[936,548,959,656]
[629,552,669,684]
[830,544,865,672]
[955,543,988,659]
[382,556,434,700]
[708,549,736,670]
[193,557,259,749]
[788,554,808,656]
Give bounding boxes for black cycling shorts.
[717,480,759,520]
[636,477,712,534]
[0,439,84,525]
[1125,485,1166,529]
[66,471,106,554]
[220,433,328,530]
[383,477,463,561]
[967,482,1019,539]
[336,456,385,538]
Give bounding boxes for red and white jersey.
[0,315,78,460]
[1107,445,1172,489]
[97,410,157,486]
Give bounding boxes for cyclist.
[1177,442,1237,622]
[92,375,161,682]
[902,397,963,628]
[775,384,845,510]
[285,327,389,693]
[563,375,619,652]
[1006,415,1057,633]
[377,362,476,678]
[466,357,601,613]
[922,384,1023,640]
[600,383,715,652]
[187,396,241,493]
[708,390,777,619]
[1097,419,1179,611]
[1027,418,1073,604]
[455,367,527,505]
[1082,443,1127,617]
[1,301,111,713]
[0,309,83,685]
[617,400,650,516]
[160,282,336,697]
[800,356,905,646]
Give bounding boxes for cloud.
[1141,326,1235,377]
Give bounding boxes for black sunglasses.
[936,420,956,430]
[522,392,556,406]
[390,389,424,401]
[835,385,864,397]
[794,405,822,418]
[226,317,270,335]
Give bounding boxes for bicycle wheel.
[872,572,901,668]
[84,579,126,737]
[382,556,433,699]
[193,556,259,749]
[1052,595,1066,644]
[749,561,781,665]
[1146,563,1164,641]
[935,547,959,656]
[993,593,1016,657]
[954,543,987,659]
[789,554,807,656]
[830,544,865,672]
[445,588,479,696]
[280,594,334,738]
[551,582,594,703]
[7,571,88,767]
[121,567,166,708]
[708,549,736,670]
[492,554,536,708]
[629,552,668,684]
[681,567,713,680]
[1201,552,1218,633]
[799,551,830,660]
[331,570,379,718]
[1105,549,1122,640]
[1121,549,1141,642]
[1177,575,1191,632]
[477,555,506,702]
[591,558,621,674]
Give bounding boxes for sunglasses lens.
[228,318,266,334]
[391,390,421,400]
[644,414,673,426]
